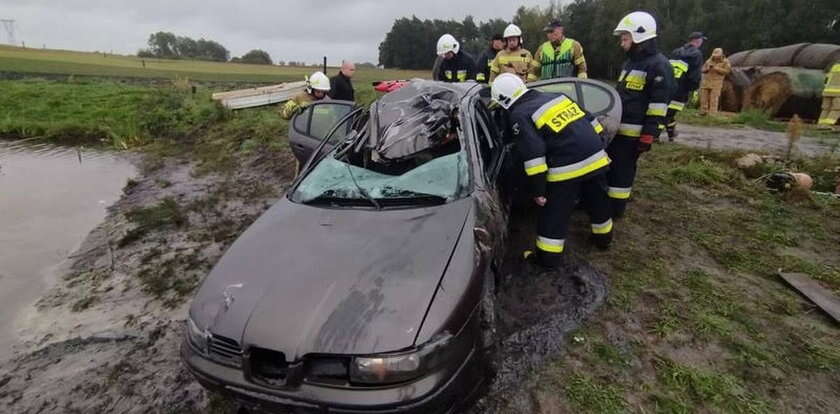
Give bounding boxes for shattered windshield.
[292,151,469,204]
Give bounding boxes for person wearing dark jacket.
[435,33,476,82]
[665,32,705,140]
[476,34,504,83]
[609,11,675,218]
[329,61,355,101]
[491,73,613,268]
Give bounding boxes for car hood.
[191,197,471,359]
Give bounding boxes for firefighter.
[491,73,613,268]
[489,24,539,83]
[818,62,840,128]
[609,11,675,218]
[435,34,477,83]
[665,32,706,140]
[533,20,588,80]
[476,33,504,83]
[699,48,731,115]
[280,71,330,120]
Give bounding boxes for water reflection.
[0,141,136,360]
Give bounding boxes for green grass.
[0,44,428,84]
[541,144,840,413]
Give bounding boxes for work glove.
[638,134,654,154]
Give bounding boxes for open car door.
[288,100,356,164]
[526,78,622,139]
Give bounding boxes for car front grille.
[209,334,243,367]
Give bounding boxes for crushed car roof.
[369,80,480,161]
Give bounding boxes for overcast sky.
[3,0,560,64]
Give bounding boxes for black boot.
[666,125,678,142]
[590,232,613,251]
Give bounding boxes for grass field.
[0,45,428,84]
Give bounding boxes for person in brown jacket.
[699,48,731,115]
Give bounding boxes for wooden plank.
[220,85,306,110]
[779,272,840,323]
[211,81,306,101]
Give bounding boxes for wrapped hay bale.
[741,67,826,118]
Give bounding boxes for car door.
[526,78,622,139]
[287,100,356,164]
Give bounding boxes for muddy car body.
[182,79,621,413]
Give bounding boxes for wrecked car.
[182,78,621,413]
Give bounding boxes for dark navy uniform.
[475,47,499,83]
[608,40,675,217]
[436,51,477,83]
[665,43,703,138]
[509,89,613,267]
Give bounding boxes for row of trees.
[137,32,275,65]
[379,0,840,78]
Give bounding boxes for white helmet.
[437,34,460,56]
[491,73,528,110]
[503,24,522,39]
[306,71,330,93]
[613,11,658,44]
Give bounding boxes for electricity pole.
[0,19,15,46]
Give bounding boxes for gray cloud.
[2,0,558,64]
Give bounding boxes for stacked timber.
[211,81,307,110]
[723,43,840,119]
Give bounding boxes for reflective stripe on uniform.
[476,73,486,81]
[591,119,604,134]
[617,123,643,137]
[574,56,586,65]
[591,219,613,235]
[625,70,647,90]
[670,59,688,79]
[547,150,610,182]
[832,64,840,73]
[457,70,468,82]
[608,186,632,199]
[536,236,565,253]
[647,103,668,116]
[669,100,686,111]
[818,118,837,125]
[618,70,627,81]
[524,156,548,176]
[531,96,570,126]
[824,88,840,96]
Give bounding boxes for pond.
[0,141,136,361]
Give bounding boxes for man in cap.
[476,34,504,83]
[664,32,706,140]
[533,20,588,80]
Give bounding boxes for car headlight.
[350,332,464,385]
[186,316,210,355]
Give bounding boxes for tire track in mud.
[469,207,609,413]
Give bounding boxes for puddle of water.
[0,141,135,360]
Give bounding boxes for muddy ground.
[0,141,610,413]
[1,124,837,413]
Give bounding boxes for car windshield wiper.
[379,192,448,205]
[302,194,377,207]
[345,164,381,210]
